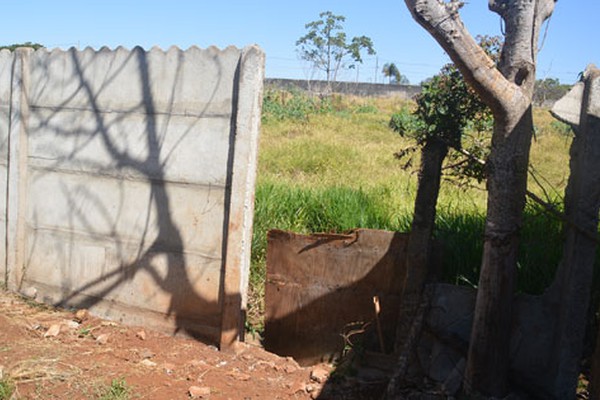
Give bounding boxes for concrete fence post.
[6,48,31,291]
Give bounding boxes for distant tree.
[382,62,409,85]
[0,42,43,51]
[296,11,375,85]
[534,77,571,106]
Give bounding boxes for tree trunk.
[402,0,555,396]
[394,140,448,353]
[388,140,447,393]
[396,139,448,346]
[464,106,534,394]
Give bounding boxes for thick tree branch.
[490,0,556,98]
[404,0,528,119]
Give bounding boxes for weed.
[0,377,15,400]
[96,377,130,400]
[78,326,91,337]
[352,103,379,114]
[20,296,53,312]
[550,120,573,137]
[262,88,332,122]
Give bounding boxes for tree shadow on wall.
[23,46,243,344]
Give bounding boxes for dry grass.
[251,93,576,330]
[8,358,81,384]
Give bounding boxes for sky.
[1,1,598,85]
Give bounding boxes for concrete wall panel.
[1,45,264,346]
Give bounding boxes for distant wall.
[265,78,421,99]
[0,45,264,348]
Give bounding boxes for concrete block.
[27,109,232,185]
[27,170,226,257]
[589,70,600,119]
[23,229,223,318]
[27,46,240,116]
[552,81,584,126]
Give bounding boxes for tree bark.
[402,0,555,396]
[387,140,447,396]
[464,106,534,394]
[395,140,448,351]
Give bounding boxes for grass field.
[248,89,580,329]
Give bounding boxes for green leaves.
[0,42,43,51]
[389,37,497,183]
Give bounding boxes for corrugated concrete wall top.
[0,45,264,348]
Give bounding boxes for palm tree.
[382,62,409,84]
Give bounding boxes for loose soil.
[0,289,346,400]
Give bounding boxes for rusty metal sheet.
[264,229,409,365]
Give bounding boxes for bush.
[262,88,332,122]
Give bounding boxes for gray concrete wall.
[0,45,264,348]
[265,78,421,99]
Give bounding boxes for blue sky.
[1,1,597,84]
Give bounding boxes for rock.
[163,363,176,374]
[95,334,109,345]
[284,364,298,374]
[139,349,155,360]
[310,367,329,383]
[22,286,38,299]
[44,324,61,337]
[227,370,251,381]
[188,385,211,398]
[136,330,146,340]
[441,357,466,395]
[308,384,324,399]
[427,284,476,344]
[140,359,157,368]
[288,381,307,395]
[62,319,80,329]
[284,357,300,373]
[74,309,89,323]
[190,359,208,368]
[231,341,248,355]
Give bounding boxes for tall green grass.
[249,89,591,330]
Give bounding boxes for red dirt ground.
[0,290,335,399]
